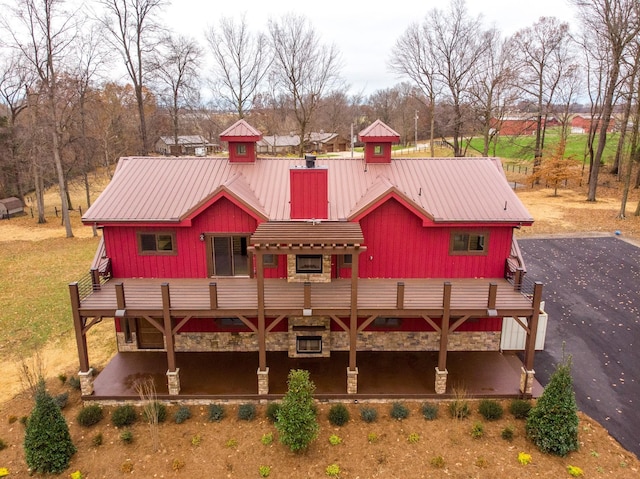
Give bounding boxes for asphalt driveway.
[519,236,640,458]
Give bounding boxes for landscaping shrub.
[390,402,409,420]
[448,399,470,419]
[143,401,167,423]
[275,369,319,453]
[238,403,256,421]
[501,425,514,441]
[54,392,69,410]
[421,402,438,420]
[77,404,104,427]
[471,422,484,439]
[174,406,192,424]
[208,403,226,422]
[478,399,503,421]
[360,407,378,423]
[68,376,81,390]
[509,399,532,419]
[266,402,280,423]
[112,405,137,427]
[526,355,579,456]
[328,403,350,426]
[92,433,103,447]
[120,430,134,444]
[24,382,76,474]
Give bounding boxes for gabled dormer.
[358,119,400,164]
[220,119,262,163]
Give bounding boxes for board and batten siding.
[104,197,258,278]
[356,197,513,278]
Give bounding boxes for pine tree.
[526,354,579,456]
[24,382,76,473]
[275,369,319,453]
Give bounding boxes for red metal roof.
[83,156,533,225]
[219,119,262,140]
[358,119,400,141]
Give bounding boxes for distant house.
[70,118,544,401]
[155,135,218,156]
[257,132,348,155]
[570,115,615,134]
[0,197,24,219]
[489,116,561,136]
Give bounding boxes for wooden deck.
[78,277,534,317]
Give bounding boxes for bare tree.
[571,0,640,201]
[206,14,270,118]
[423,0,490,157]
[390,21,441,156]
[268,13,342,157]
[151,33,201,148]
[4,0,79,236]
[97,0,166,155]
[510,16,572,170]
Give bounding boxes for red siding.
[290,168,328,219]
[356,198,512,278]
[363,143,392,163]
[228,141,257,162]
[104,197,257,278]
[329,316,502,332]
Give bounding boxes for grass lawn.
[468,128,620,163]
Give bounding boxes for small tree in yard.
[24,381,76,473]
[526,354,579,456]
[529,141,582,195]
[276,369,319,453]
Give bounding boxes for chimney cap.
[305,154,316,168]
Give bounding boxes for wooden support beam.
[209,282,218,309]
[438,282,452,371]
[524,281,543,371]
[172,315,193,335]
[514,268,524,291]
[420,314,440,332]
[69,282,90,372]
[161,283,176,372]
[256,250,266,371]
[357,315,379,333]
[115,282,125,310]
[266,314,287,333]
[90,269,101,291]
[396,282,405,309]
[329,314,349,332]
[304,282,311,309]
[488,282,497,309]
[349,251,359,371]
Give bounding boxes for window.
[263,253,278,268]
[297,336,322,353]
[296,254,323,273]
[138,232,176,255]
[339,254,353,268]
[209,235,249,276]
[236,144,247,155]
[374,144,383,155]
[450,232,488,255]
[217,317,245,328]
[372,317,402,328]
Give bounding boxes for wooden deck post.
[161,283,180,395]
[209,282,218,309]
[488,282,497,310]
[435,282,452,394]
[396,282,405,309]
[90,268,101,291]
[304,282,311,309]
[255,249,269,395]
[521,281,543,396]
[514,268,524,291]
[347,249,359,394]
[69,282,94,396]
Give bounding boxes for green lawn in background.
[468,128,620,163]
[0,237,99,359]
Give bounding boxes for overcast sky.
[161,0,577,97]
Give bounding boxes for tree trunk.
[135,84,149,155]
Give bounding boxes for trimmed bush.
[509,399,532,419]
[92,433,103,447]
[112,405,137,427]
[208,403,226,422]
[390,402,409,420]
[360,407,378,423]
[421,402,439,420]
[448,400,470,419]
[275,369,319,453]
[143,401,167,423]
[24,383,76,474]
[238,403,256,421]
[77,404,104,427]
[328,403,350,426]
[120,429,134,444]
[54,392,69,410]
[174,406,192,424]
[266,402,280,423]
[471,422,484,439]
[526,355,579,456]
[478,399,504,421]
[501,425,514,441]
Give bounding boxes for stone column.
[78,368,94,396]
[257,367,269,395]
[435,367,448,394]
[166,368,181,395]
[520,367,535,396]
[347,368,358,394]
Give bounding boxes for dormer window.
[374,145,383,155]
[236,144,247,156]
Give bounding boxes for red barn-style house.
[70,119,544,400]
